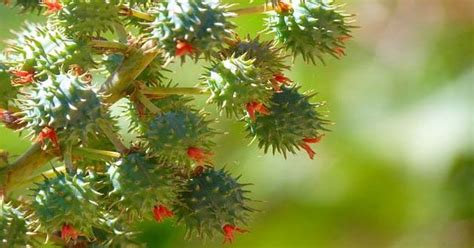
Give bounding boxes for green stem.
[97,120,128,154]
[72,147,121,161]
[142,86,210,96]
[231,3,274,16]
[120,6,155,22]
[135,90,161,114]
[0,144,57,194]
[63,143,74,173]
[90,40,129,52]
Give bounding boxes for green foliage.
[173,167,252,239]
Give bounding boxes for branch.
[142,86,209,96]
[0,41,160,196]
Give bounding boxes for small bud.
[187,147,213,165]
[61,223,79,241]
[153,204,174,222]
[246,101,270,121]
[0,109,24,129]
[222,224,247,244]
[10,70,35,85]
[276,1,292,14]
[271,73,292,92]
[38,126,59,148]
[300,135,324,159]
[42,0,62,14]
[176,40,194,57]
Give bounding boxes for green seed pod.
[106,152,179,221]
[247,86,329,158]
[202,55,273,118]
[50,0,121,38]
[20,71,109,145]
[0,202,38,247]
[266,0,353,64]
[5,23,94,76]
[221,36,288,81]
[31,169,103,239]
[173,167,252,239]
[143,108,215,165]
[148,0,236,60]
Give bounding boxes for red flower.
[0,109,24,129]
[276,1,292,14]
[38,126,59,148]
[61,223,79,241]
[271,73,292,92]
[187,147,213,165]
[246,101,270,121]
[10,70,35,85]
[43,0,62,13]
[300,135,325,160]
[175,40,194,57]
[222,224,247,244]
[153,204,174,222]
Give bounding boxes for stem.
[0,41,160,196]
[97,120,128,154]
[72,147,121,161]
[90,40,129,52]
[0,144,56,194]
[231,4,274,16]
[63,143,74,173]
[120,6,155,22]
[135,90,161,114]
[142,86,209,96]
[101,40,160,103]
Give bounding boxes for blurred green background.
[1,0,473,247]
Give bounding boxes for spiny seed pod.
[4,23,94,77]
[143,108,215,165]
[247,86,329,159]
[0,62,17,109]
[202,56,273,118]
[31,169,103,239]
[148,0,236,60]
[221,36,288,81]
[107,152,179,221]
[0,202,37,247]
[49,0,121,38]
[266,0,354,64]
[173,167,252,239]
[20,70,109,146]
